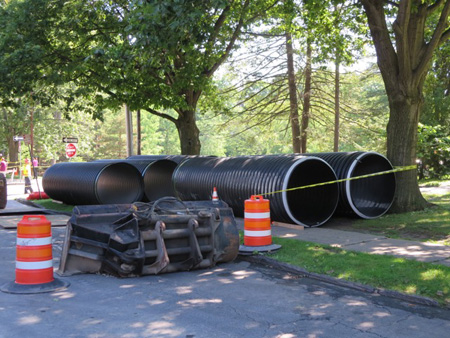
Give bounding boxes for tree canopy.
[1,0,449,214]
[0,0,278,154]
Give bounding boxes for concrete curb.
[241,254,445,309]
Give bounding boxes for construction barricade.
[239,195,281,255]
[1,215,69,294]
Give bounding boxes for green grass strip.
[267,236,450,306]
[350,192,450,245]
[33,199,74,213]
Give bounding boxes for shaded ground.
[321,183,450,245]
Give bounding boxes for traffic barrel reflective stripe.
[244,195,272,246]
[15,215,54,285]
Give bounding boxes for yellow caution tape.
[262,165,417,196]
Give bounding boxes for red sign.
[65,143,77,158]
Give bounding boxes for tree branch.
[205,0,251,77]
[393,0,412,81]
[440,26,450,43]
[144,107,178,124]
[207,5,231,48]
[427,0,445,14]
[386,1,400,8]
[415,0,450,82]
[360,0,399,91]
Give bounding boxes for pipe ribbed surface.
[173,156,339,227]
[126,155,188,164]
[94,159,178,201]
[127,155,218,164]
[43,162,144,205]
[307,152,396,218]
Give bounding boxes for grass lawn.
[327,181,450,246]
[266,236,450,307]
[260,179,450,307]
[32,199,74,213]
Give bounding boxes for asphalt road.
[0,227,449,338]
[1,178,450,337]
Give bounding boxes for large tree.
[360,0,450,212]
[0,0,277,155]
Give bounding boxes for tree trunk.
[2,109,19,163]
[7,139,19,164]
[386,91,428,212]
[359,0,450,213]
[300,39,312,153]
[285,32,301,153]
[176,109,201,155]
[333,57,340,152]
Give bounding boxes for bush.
[417,124,450,179]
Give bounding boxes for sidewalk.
[236,219,450,267]
[4,176,43,201]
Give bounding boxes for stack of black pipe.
[305,152,396,219]
[42,152,396,227]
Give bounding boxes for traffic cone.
[212,187,219,203]
[1,215,70,294]
[239,195,281,255]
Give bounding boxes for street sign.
[65,143,77,158]
[63,137,78,143]
[13,136,24,142]
[23,134,31,145]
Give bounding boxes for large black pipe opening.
[173,156,339,227]
[43,162,144,205]
[139,159,178,201]
[282,158,339,226]
[307,152,396,218]
[95,159,178,201]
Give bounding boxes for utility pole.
[136,109,141,155]
[30,108,34,159]
[124,104,134,157]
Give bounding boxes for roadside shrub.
[417,124,450,179]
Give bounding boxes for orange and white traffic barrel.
[244,195,272,246]
[15,215,54,284]
[239,195,281,255]
[1,215,69,294]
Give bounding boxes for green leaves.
[417,123,450,179]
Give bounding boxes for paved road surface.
[0,227,449,338]
[1,178,449,337]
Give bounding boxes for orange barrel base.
[243,235,272,247]
[15,268,54,285]
[0,215,69,294]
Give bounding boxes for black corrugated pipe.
[127,155,218,164]
[126,155,188,164]
[305,152,396,218]
[94,159,178,201]
[43,162,144,205]
[172,156,339,227]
